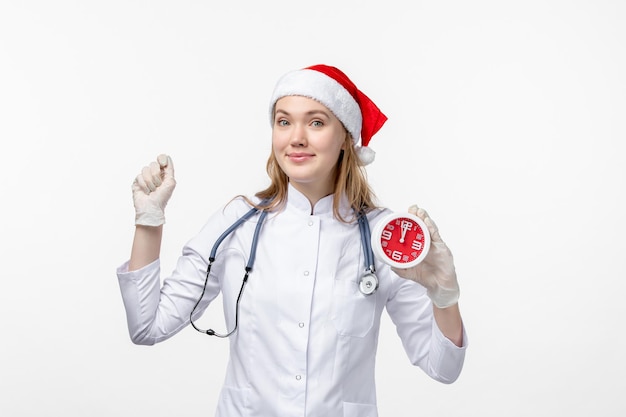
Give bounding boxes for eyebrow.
[275,109,331,118]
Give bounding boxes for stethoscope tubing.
[357,210,376,274]
[191,205,266,337]
[191,204,377,338]
[209,206,262,262]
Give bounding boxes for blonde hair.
[244,131,378,222]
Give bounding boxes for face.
[272,95,347,200]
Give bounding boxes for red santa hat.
[269,64,387,165]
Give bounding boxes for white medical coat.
[117,185,467,417]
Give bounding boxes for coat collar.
[286,183,353,219]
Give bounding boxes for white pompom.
[356,146,376,165]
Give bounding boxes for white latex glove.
[391,205,460,308]
[132,154,176,226]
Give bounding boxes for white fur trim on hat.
[269,69,363,145]
[356,145,376,165]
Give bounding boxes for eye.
[276,119,289,127]
[311,120,324,127]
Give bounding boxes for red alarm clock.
[371,212,431,269]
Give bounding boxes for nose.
[290,123,307,147]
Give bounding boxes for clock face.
[371,212,430,269]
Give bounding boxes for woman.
[117,64,467,417]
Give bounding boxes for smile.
[288,153,314,163]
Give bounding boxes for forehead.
[275,95,333,114]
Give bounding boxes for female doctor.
[117,64,467,417]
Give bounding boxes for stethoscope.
[190,204,378,338]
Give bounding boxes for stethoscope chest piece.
[359,272,379,295]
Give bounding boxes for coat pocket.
[216,385,250,417]
[331,277,377,337]
[343,401,378,417]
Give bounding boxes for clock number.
[373,213,430,268]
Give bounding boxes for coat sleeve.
[116,200,250,345]
[385,274,468,383]
[116,239,221,345]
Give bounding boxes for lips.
[287,152,314,163]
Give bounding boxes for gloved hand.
[132,154,176,226]
[391,205,460,308]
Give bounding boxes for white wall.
[1,1,624,416]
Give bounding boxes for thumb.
[157,154,175,180]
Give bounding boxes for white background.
[1,1,625,416]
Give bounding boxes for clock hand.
[399,220,410,243]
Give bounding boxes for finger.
[149,161,163,187]
[134,174,150,194]
[409,205,442,242]
[408,204,429,221]
[161,155,175,180]
[141,166,157,192]
[157,154,168,168]
[423,215,442,242]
